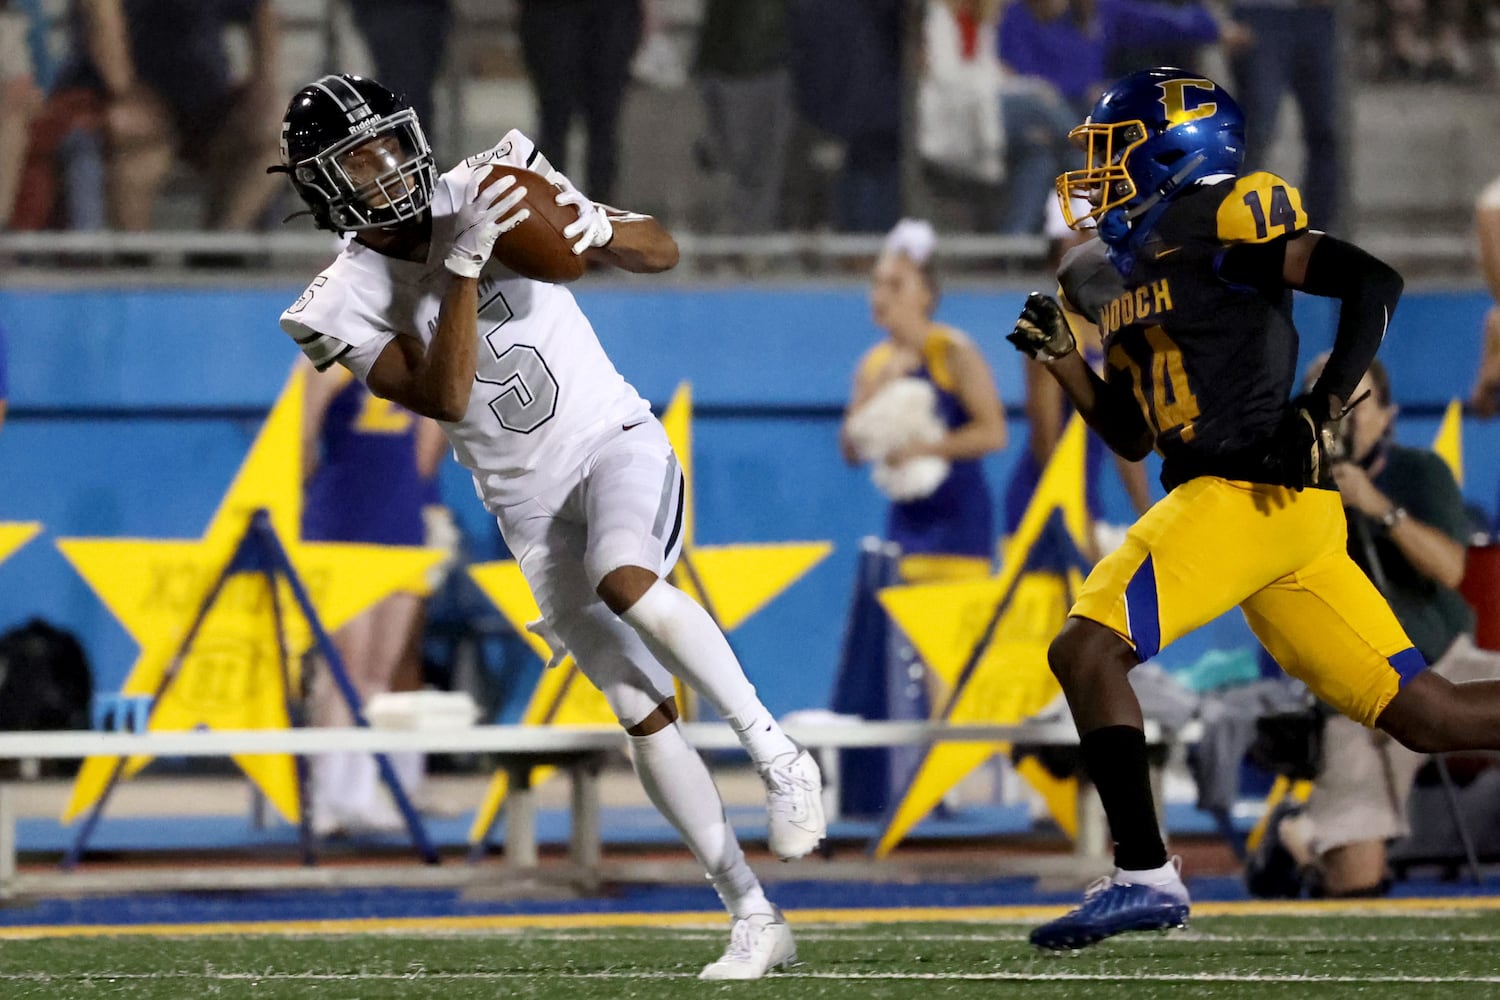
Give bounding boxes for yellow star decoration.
[56,369,444,824]
[872,415,1093,857]
[465,382,832,843]
[1433,398,1463,486]
[0,522,41,566]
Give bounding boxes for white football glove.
[547,169,613,255]
[444,168,530,279]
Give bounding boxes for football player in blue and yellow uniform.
[1008,67,1500,950]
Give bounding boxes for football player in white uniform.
[271,74,824,979]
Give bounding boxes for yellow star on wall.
[872,415,1093,856]
[465,383,833,843]
[1433,398,1463,486]
[0,522,41,566]
[55,369,444,824]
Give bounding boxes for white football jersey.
[280,129,652,509]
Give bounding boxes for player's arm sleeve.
[1217,173,1401,405]
[1294,235,1403,406]
[1222,234,1403,403]
[1057,241,1118,326]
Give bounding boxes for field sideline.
[4,898,1500,999]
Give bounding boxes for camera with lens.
[1324,411,1356,466]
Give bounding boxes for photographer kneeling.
[1275,355,1497,896]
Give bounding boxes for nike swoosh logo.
[1155,246,1181,259]
[622,420,647,432]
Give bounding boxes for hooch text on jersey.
[1099,279,1175,336]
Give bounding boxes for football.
[479,164,587,284]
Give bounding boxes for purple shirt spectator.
[999,0,1220,109]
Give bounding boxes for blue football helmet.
[1058,67,1246,248]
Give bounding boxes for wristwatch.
[1380,505,1408,529]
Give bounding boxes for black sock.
[1079,724,1167,871]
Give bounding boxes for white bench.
[0,720,1178,897]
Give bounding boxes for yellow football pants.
[1070,477,1423,725]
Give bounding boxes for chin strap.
[1103,153,1214,264]
[1124,152,1208,222]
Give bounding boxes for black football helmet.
[274,74,435,232]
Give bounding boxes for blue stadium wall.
[0,283,1496,717]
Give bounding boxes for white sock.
[628,722,772,920]
[1116,858,1188,898]
[725,700,798,770]
[620,580,796,766]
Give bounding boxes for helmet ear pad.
[1123,120,1244,212]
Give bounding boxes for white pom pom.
[844,376,951,501]
[873,455,950,502]
[882,218,938,265]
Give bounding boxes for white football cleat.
[760,747,826,861]
[698,909,797,980]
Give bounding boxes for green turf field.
[4,910,1500,999]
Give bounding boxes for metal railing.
[0,230,1056,280]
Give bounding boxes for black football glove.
[1006,292,1077,362]
[1263,392,1343,490]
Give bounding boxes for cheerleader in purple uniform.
[301,358,445,834]
[841,220,1008,581]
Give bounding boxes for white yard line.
[407,929,1500,944]
[6,970,1500,984]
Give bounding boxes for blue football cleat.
[1030,877,1190,951]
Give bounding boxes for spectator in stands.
[841,219,1008,580]
[693,0,793,235]
[1107,0,1225,79]
[350,0,452,155]
[1374,0,1478,81]
[999,0,1233,116]
[8,0,108,231]
[0,1,41,229]
[995,0,1243,235]
[1468,176,1500,428]
[299,357,448,835]
[917,0,1005,196]
[789,0,904,232]
[1229,1,1341,232]
[1273,355,1500,897]
[48,0,284,231]
[516,0,642,207]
